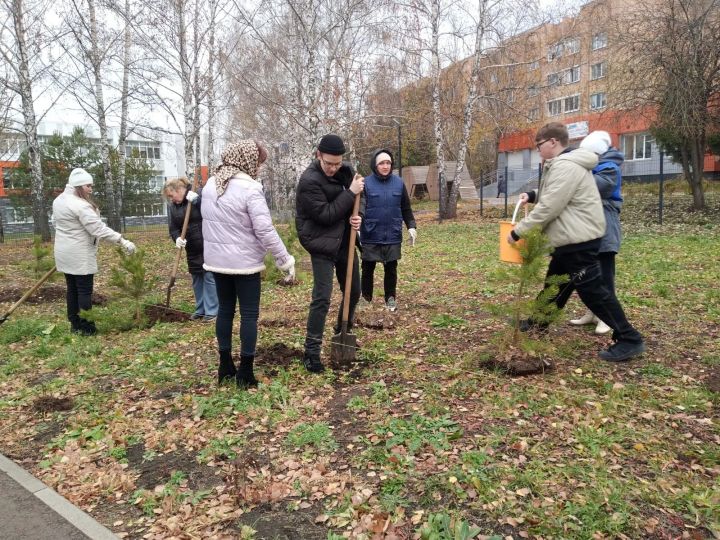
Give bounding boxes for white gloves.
[175,237,187,249]
[120,238,136,254]
[186,190,199,203]
[283,263,296,283]
[408,228,417,246]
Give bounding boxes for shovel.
[165,175,201,308]
[0,266,56,325]
[330,192,361,369]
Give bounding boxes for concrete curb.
[0,453,119,540]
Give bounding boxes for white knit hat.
[580,131,612,155]
[375,152,392,166]
[68,168,93,187]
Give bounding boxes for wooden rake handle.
[0,266,56,324]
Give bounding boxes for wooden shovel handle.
[340,193,361,328]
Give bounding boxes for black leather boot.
[236,355,259,389]
[218,350,236,384]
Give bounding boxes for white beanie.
[375,152,392,166]
[580,131,611,155]
[68,168,93,187]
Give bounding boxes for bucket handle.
[511,199,525,224]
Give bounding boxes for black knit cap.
[317,134,346,155]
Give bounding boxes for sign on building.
[566,121,589,140]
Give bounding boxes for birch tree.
[0,0,49,239]
[64,0,122,229]
[225,0,381,209]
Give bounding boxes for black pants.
[361,260,398,302]
[598,251,616,296]
[65,273,95,332]
[538,248,642,344]
[304,250,360,357]
[213,272,261,357]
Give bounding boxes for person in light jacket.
[201,140,295,388]
[508,122,645,363]
[52,168,136,335]
[163,177,218,321]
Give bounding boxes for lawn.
[0,188,718,540]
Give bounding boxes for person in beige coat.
[52,168,136,335]
[508,122,645,363]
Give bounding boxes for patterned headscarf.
[213,140,260,197]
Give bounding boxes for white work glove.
[186,190,199,203]
[408,228,417,246]
[283,263,296,283]
[120,238,136,254]
[175,237,187,249]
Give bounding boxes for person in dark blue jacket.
[569,130,624,335]
[360,149,417,312]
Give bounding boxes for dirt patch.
[258,318,292,328]
[355,313,396,330]
[0,285,108,305]
[705,366,720,393]
[255,343,304,375]
[144,304,192,324]
[232,504,327,540]
[132,448,223,491]
[480,350,555,376]
[28,373,59,387]
[31,395,74,412]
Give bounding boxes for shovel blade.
[329,331,357,370]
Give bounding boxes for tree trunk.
[13,0,47,240]
[176,0,195,180]
[87,0,119,230]
[116,0,132,232]
[430,0,448,221]
[689,136,706,210]
[206,0,217,173]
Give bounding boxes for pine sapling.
[108,248,155,325]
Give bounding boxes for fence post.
[503,165,509,218]
[658,150,664,225]
[479,173,483,217]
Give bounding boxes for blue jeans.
[213,272,261,357]
[191,271,218,317]
[304,250,360,357]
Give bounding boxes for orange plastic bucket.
[499,200,525,264]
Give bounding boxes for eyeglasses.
[319,157,342,170]
[536,139,551,150]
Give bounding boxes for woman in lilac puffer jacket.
[201,140,295,388]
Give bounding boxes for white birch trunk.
[116,0,132,231]
[87,0,119,230]
[12,0,47,239]
[429,0,448,220]
[206,0,217,172]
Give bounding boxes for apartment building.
[491,0,719,190]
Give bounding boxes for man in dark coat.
[295,134,365,373]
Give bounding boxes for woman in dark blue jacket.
[360,149,416,312]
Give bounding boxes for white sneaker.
[385,297,397,312]
[595,319,612,334]
[569,311,597,325]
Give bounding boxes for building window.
[592,32,608,50]
[564,38,580,55]
[590,62,606,80]
[590,92,607,110]
[622,133,654,160]
[547,72,560,86]
[564,95,580,112]
[564,66,580,84]
[529,60,539,71]
[125,141,162,162]
[528,85,539,97]
[547,99,562,116]
[547,42,563,61]
[528,107,540,121]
